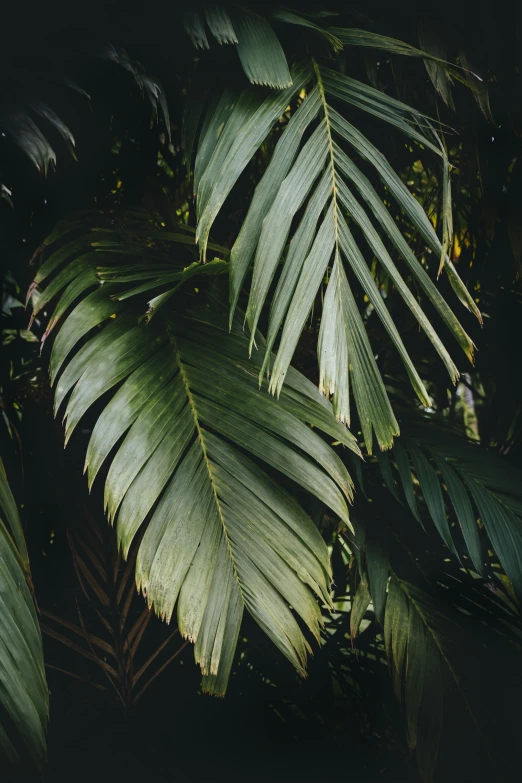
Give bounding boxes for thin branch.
[41,624,118,678]
[45,664,107,691]
[133,640,189,704]
[40,608,115,657]
[133,630,179,686]
[74,593,126,707]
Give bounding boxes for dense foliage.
[1,3,522,781]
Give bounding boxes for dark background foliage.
[1,1,521,780]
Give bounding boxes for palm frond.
[328,27,472,86]
[340,520,519,782]
[436,568,522,643]
[31,223,361,695]
[0,45,169,192]
[0,460,48,775]
[99,44,170,139]
[384,576,450,781]
[271,8,343,52]
[329,27,432,58]
[364,534,390,624]
[327,25,490,113]
[349,577,371,638]
[41,509,187,707]
[183,5,291,88]
[380,418,522,597]
[190,58,478,451]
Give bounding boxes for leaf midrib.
[314,59,340,259]
[168,326,246,606]
[398,577,481,733]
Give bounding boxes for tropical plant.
[0,460,48,776]
[41,507,188,708]
[1,3,522,782]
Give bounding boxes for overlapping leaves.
[182,4,342,89]
[183,3,292,88]
[326,528,488,783]
[378,419,522,598]
[0,460,48,775]
[41,511,187,708]
[26,209,226,341]
[350,529,472,781]
[325,512,521,783]
[384,576,454,781]
[188,58,479,453]
[32,228,361,694]
[0,45,168,197]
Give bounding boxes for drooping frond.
[327,26,491,119]
[1,102,73,177]
[26,209,229,340]
[189,58,479,452]
[328,27,459,76]
[334,521,516,783]
[0,45,169,192]
[98,44,170,139]
[0,460,48,774]
[328,27,440,59]
[384,576,457,782]
[31,222,361,695]
[271,8,343,52]
[379,419,522,597]
[183,5,291,88]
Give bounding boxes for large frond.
[384,576,456,781]
[338,518,519,783]
[0,460,48,774]
[32,225,361,694]
[380,418,522,597]
[190,58,478,452]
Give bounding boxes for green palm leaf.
[272,8,343,52]
[27,212,228,341]
[380,419,522,596]
[1,46,168,189]
[34,235,360,695]
[191,57,477,452]
[0,460,48,774]
[384,576,457,782]
[358,544,510,781]
[183,5,291,88]
[329,27,465,82]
